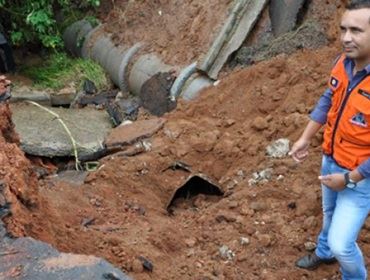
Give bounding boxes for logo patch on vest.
[330,77,339,88]
[350,112,368,128]
[358,89,370,100]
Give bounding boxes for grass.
[20,52,109,91]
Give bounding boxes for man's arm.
[289,120,323,162]
[310,88,333,124]
[289,88,332,162]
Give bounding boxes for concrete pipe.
[63,20,93,57]
[63,21,213,102]
[169,62,197,101]
[106,43,142,91]
[89,37,143,91]
[181,74,214,101]
[90,36,115,68]
[65,22,143,91]
[80,25,102,59]
[128,54,174,96]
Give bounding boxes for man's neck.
[354,57,370,73]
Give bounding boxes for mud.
[233,21,328,67]
[102,0,232,66]
[3,46,350,280]
[2,1,366,280]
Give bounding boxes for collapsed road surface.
[1,0,367,280]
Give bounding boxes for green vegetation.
[21,52,109,90]
[0,0,100,49]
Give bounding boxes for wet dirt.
[101,0,233,66]
[3,0,368,280]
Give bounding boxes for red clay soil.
[101,0,232,66]
[4,47,358,280]
[0,104,40,235]
[4,0,370,280]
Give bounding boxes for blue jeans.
[315,155,370,280]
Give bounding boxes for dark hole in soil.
[167,175,223,211]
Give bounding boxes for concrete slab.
[105,118,165,148]
[269,0,307,36]
[10,103,112,158]
[10,86,51,105]
[199,0,268,79]
[0,223,131,280]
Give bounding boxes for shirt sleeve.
[309,88,333,124]
[358,158,370,178]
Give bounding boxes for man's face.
[341,8,370,60]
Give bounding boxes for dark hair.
[346,0,370,10]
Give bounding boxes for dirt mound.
[4,1,365,279]
[101,0,232,66]
[233,21,328,67]
[5,46,354,280]
[0,104,39,231]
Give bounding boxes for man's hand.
[319,173,346,191]
[289,138,310,162]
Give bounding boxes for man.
[290,1,370,279]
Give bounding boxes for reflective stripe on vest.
[322,54,370,170]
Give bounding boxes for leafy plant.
[0,0,100,49]
[21,52,109,90]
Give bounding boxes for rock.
[0,223,131,280]
[105,118,165,148]
[83,79,97,95]
[106,97,141,126]
[138,256,153,272]
[259,169,273,180]
[224,119,236,127]
[10,86,51,104]
[239,204,254,216]
[257,234,272,247]
[303,216,317,230]
[76,90,118,107]
[296,191,319,217]
[50,84,77,106]
[237,253,248,262]
[240,237,250,246]
[228,201,238,209]
[304,241,316,251]
[131,259,144,273]
[216,211,237,223]
[266,138,290,158]
[277,175,284,181]
[250,201,267,212]
[249,168,273,185]
[219,245,235,260]
[185,238,197,248]
[251,116,269,131]
[11,103,112,158]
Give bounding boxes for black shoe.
[295,253,336,270]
